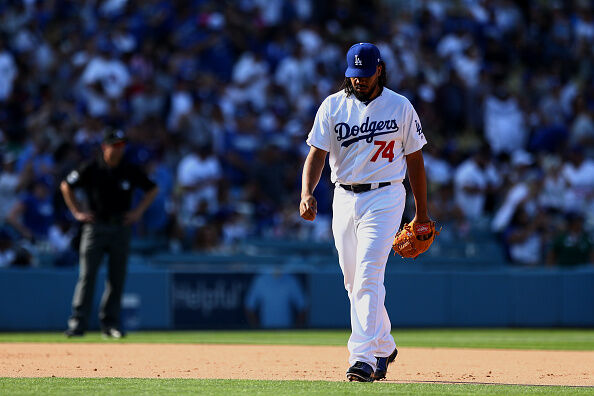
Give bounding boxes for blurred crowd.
[0,0,593,268]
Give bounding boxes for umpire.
[61,128,158,338]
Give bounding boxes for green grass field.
[1,328,593,350]
[0,378,593,396]
[1,329,593,395]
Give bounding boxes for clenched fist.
[299,195,317,221]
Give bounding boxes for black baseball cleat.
[64,328,85,338]
[101,327,125,339]
[372,348,398,380]
[346,361,374,382]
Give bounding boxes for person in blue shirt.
[244,267,307,329]
[7,177,55,243]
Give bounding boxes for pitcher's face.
[350,64,382,101]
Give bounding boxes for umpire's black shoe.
[346,361,374,382]
[64,328,85,338]
[373,348,398,380]
[101,327,125,339]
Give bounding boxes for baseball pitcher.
[300,43,436,382]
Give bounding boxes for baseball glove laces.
[392,220,441,259]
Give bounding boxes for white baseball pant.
[332,182,405,370]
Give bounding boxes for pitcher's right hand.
[299,195,317,221]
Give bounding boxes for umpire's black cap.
[102,128,127,145]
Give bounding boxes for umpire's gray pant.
[69,223,131,330]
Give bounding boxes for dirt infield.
[1,343,593,386]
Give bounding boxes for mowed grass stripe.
[0,329,593,350]
[0,378,592,396]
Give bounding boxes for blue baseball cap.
[345,43,381,78]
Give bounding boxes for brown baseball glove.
[392,221,440,258]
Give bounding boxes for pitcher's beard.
[353,89,372,102]
[352,82,380,102]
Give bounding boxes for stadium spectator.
[538,155,568,213]
[0,38,17,101]
[483,86,528,155]
[0,228,16,268]
[546,214,594,267]
[492,151,539,233]
[504,206,548,267]
[454,146,499,221]
[0,153,23,223]
[562,146,594,216]
[570,96,594,157]
[0,1,591,266]
[176,142,221,226]
[245,268,307,329]
[79,40,130,117]
[47,216,78,267]
[428,183,468,238]
[6,177,55,243]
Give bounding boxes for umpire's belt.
[96,215,124,225]
[339,182,391,193]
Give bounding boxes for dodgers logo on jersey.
[334,117,399,147]
[414,119,423,136]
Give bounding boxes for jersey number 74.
[370,140,395,162]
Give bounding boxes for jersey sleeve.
[402,102,427,155]
[306,97,332,152]
[131,164,157,192]
[64,161,91,188]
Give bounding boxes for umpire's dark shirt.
[64,155,156,222]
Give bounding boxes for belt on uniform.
[96,215,124,225]
[339,182,391,193]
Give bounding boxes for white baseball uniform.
[307,87,426,369]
